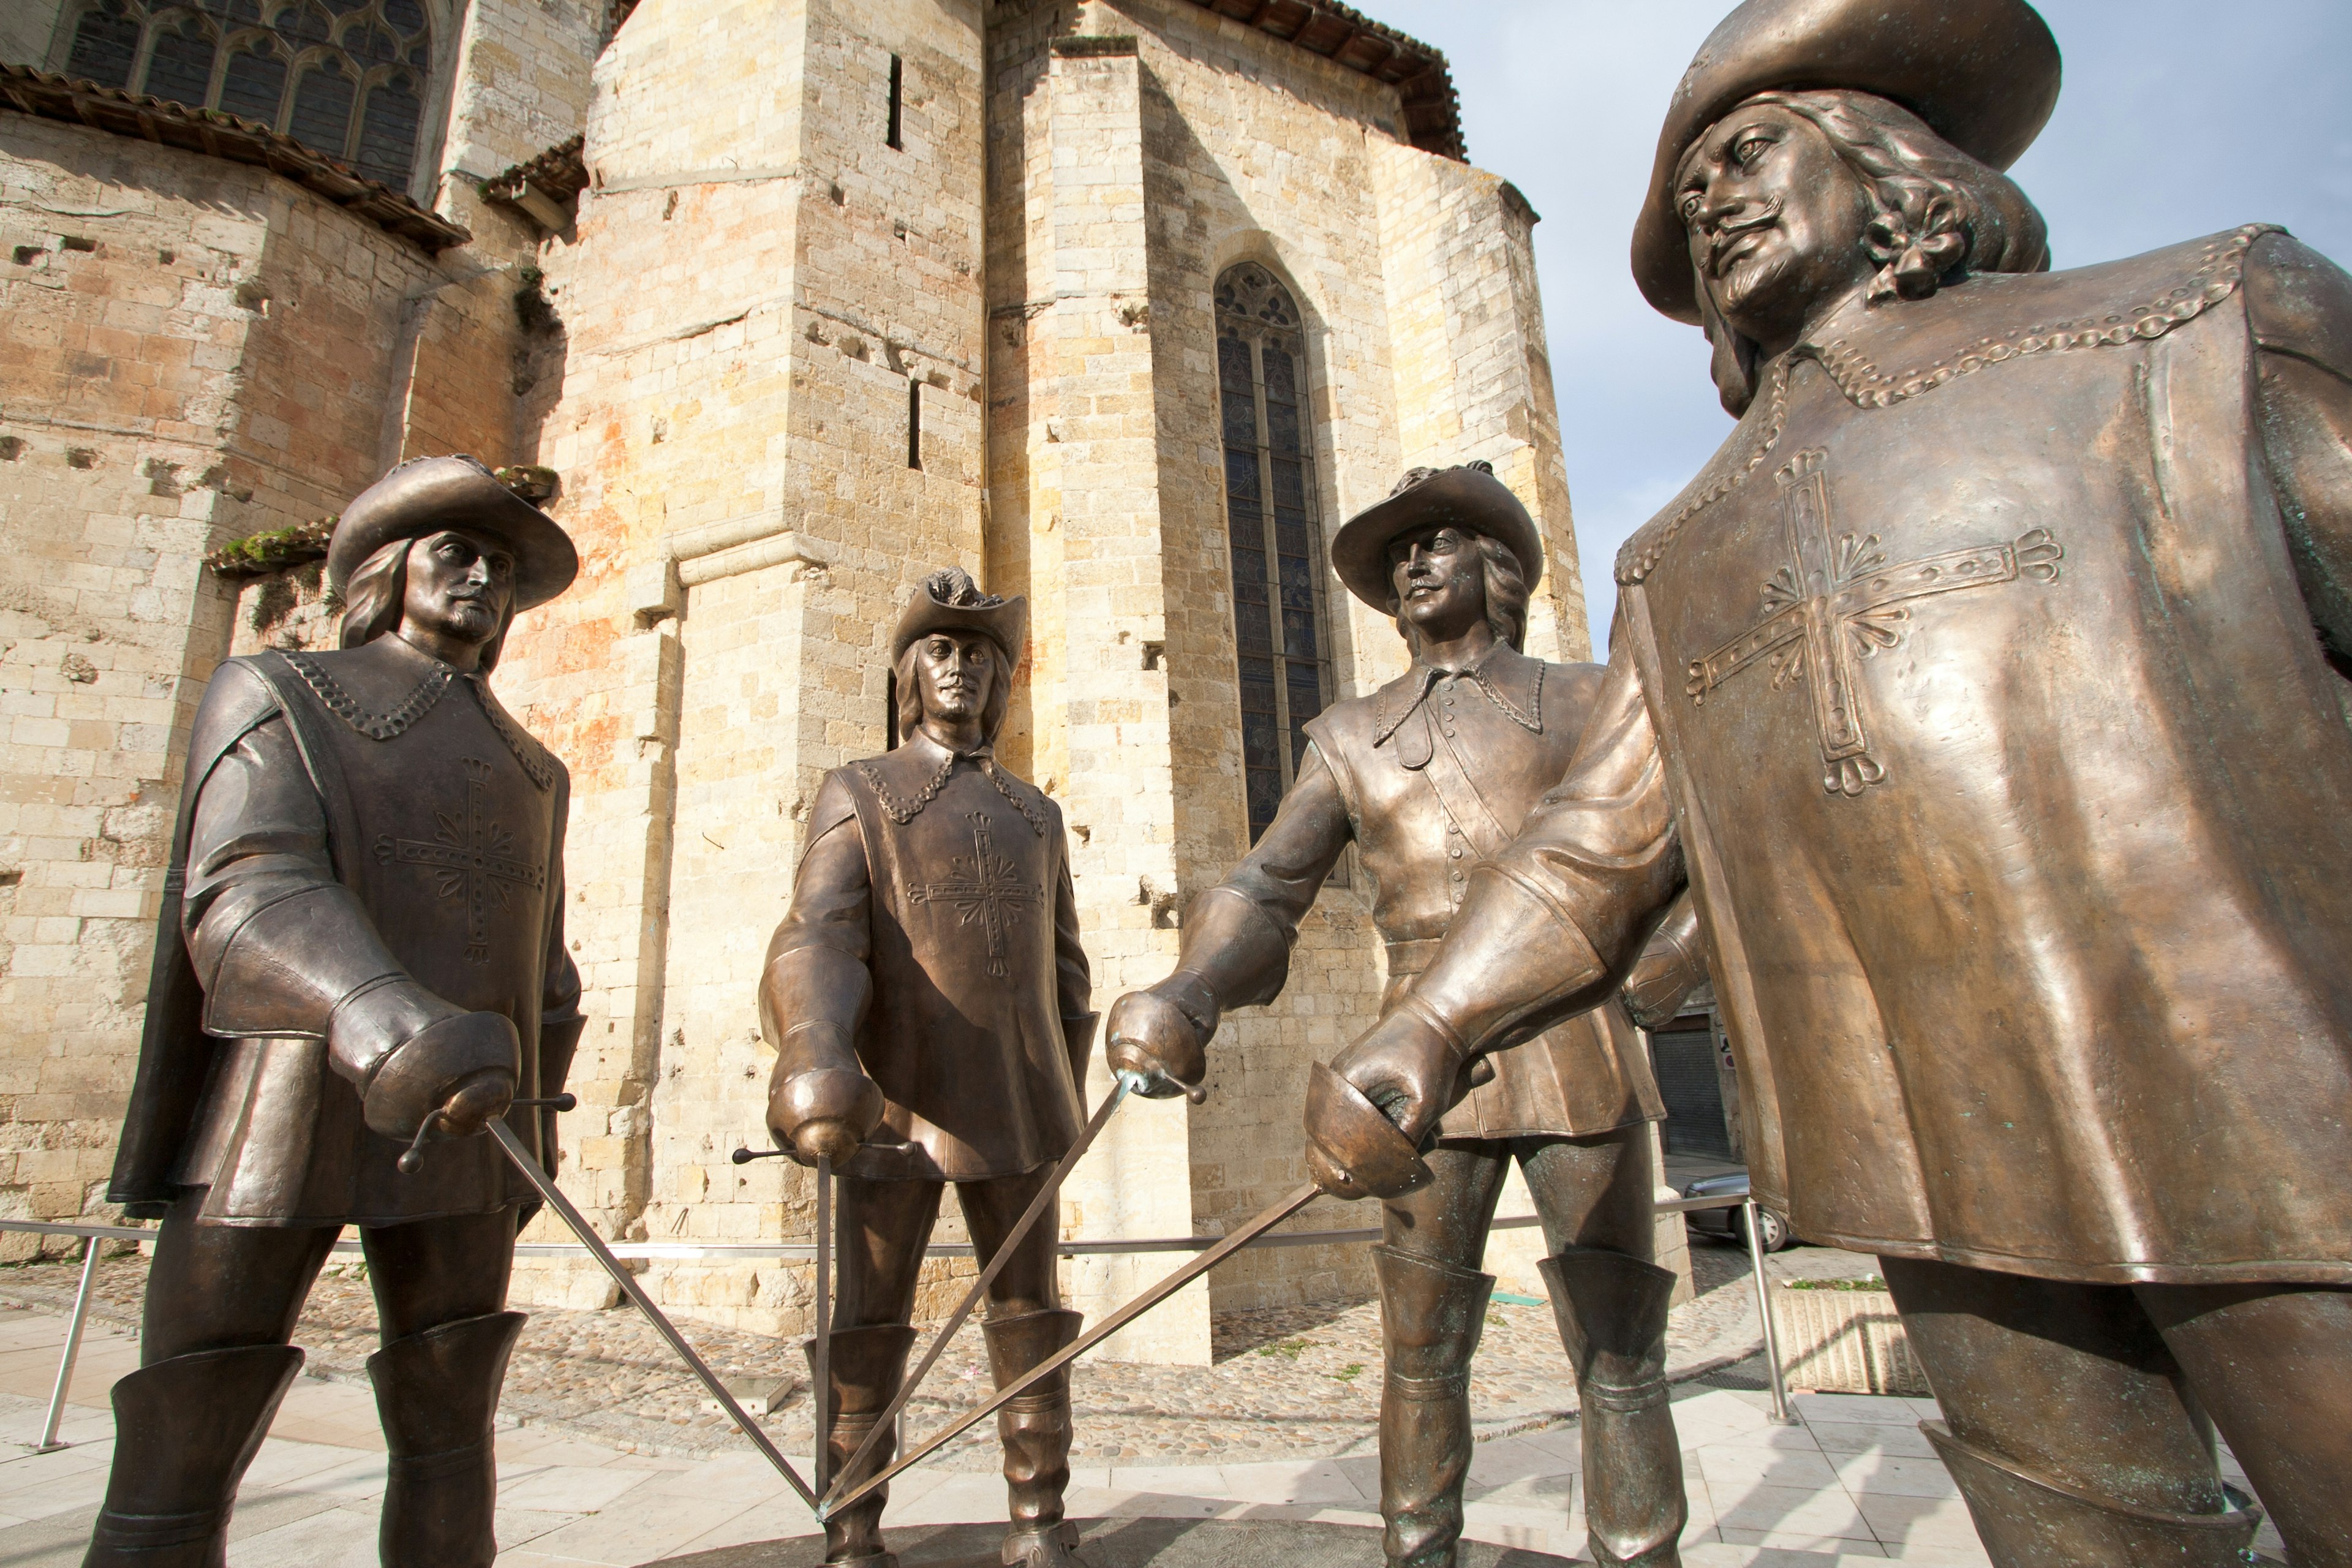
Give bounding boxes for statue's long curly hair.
[1699,89,2049,413]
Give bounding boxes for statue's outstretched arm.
[1105,742,1351,1098]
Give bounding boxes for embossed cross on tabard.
[375,756,547,963]
[907,811,1042,978]
[1686,450,2062,796]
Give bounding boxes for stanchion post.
[36,1235,104,1453]
[1743,1197,1795,1425]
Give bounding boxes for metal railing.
[2,1186,1789,1456]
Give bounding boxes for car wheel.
[1736,1205,1792,1253]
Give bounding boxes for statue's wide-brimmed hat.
[1329,463,1545,613]
[1633,0,2062,322]
[327,456,579,611]
[891,567,1028,665]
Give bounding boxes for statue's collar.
[861,733,1046,834]
[1373,643,1544,746]
[274,641,554,790]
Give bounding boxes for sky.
[1346,1,2352,653]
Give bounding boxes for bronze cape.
[108,638,582,1222]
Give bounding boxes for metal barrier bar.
[3,1191,1778,1450]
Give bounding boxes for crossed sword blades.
[423,1079,1321,1524]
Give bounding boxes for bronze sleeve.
[182,714,410,1041]
[1619,888,1707,1029]
[538,858,586,1096]
[1170,741,1353,1012]
[1406,639,1686,1055]
[2247,232,2352,671]
[759,813,876,1079]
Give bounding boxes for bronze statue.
[94,455,584,1567]
[1306,2,2352,1564]
[760,568,1097,1568]
[1107,464,1704,1568]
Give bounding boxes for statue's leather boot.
[368,1310,526,1568]
[982,1308,1085,1567]
[1372,1246,1495,1568]
[1539,1248,1687,1567]
[1924,1421,2261,1567]
[83,1343,304,1567]
[812,1324,918,1567]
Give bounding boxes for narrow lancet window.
[1215,263,1334,842]
[886,53,903,149]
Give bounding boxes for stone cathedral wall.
[1,0,1642,1333]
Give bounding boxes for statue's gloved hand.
[1304,1002,1466,1199]
[334,982,521,1141]
[1105,976,1215,1102]
[767,1023,885,1168]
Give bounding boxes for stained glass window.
[48,0,432,187]
[1215,263,1335,844]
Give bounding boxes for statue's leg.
[1374,1142,1507,1568]
[1880,1257,2257,1568]
[2138,1281,2352,1567]
[361,1206,524,1568]
[85,1188,330,1567]
[1523,1129,1686,1568]
[820,1174,941,1568]
[964,1167,1085,1568]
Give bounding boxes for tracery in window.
[1216,263,1336,843]
[51,0,432,187]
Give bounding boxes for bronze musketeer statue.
[760,569,1098,1568]
[1306,2,2352,1565]
[1107,464,1706,1568]
[93,456,584,1568]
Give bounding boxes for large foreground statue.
[95,456,584,1567]
[1107,464,1700,1567]
[1308,2,2352,1564]
[760,568,1098,1568]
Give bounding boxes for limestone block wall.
[502,0,992,1332]
[0,119,472,1250]
[0,0,600,1243]
[980,0,1608,1329]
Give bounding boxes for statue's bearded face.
[401,527,516,652]
[1677,104,1879,355]
[1387,524,1489,647]
[913,631,998,724]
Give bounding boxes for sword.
[813,1152,832,1493]
[816,1074,1134,1512]
[483,1118,821,1510]
[820,1176,1321,1522]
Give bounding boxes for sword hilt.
[396,1096,576,1174]
[731,1145,791,1164]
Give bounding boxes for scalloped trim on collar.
[1615,226,2274,588]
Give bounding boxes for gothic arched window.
[51,0,433,189]
[1216,263,1335,842]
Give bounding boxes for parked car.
[1680,1170,1792,1253]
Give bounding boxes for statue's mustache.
[1705,199,1785,276]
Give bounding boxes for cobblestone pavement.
[0,1234,1870,1469]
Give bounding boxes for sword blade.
[488,1121,819,1511]
[821,1178,1322,1521]
[820,1077,1130,1511]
